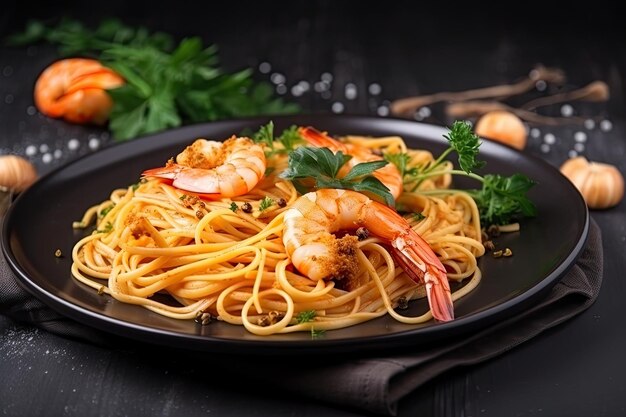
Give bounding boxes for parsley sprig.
[252,121,303,156]
[386,120,537,225]
[8,18,299,141]
[280,146,395,206]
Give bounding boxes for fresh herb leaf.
[468,174,538,225]
[252,122,304,156]
[259,196,275,211]
[252,121,275,149]
[311,328,326,338]
[443,120,486,173]
[97,221,113,233]
[277,125,303,152]
[280,146,395,206]
[412,212,426,221]
[384,152,411,177]
[297,310,317,323]
[99,204,114,218]
[229,202,238,212]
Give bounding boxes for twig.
[521,80,609,110]
[445,100,587,126]
[389,65,566,117]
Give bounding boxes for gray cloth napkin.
[0,217,602,416]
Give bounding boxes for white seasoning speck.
[600,119,613,132]
[377,105,389,117]
[560,104,574,117]
[535,80,547,91]
[68,138,80,151]
[584,119,596,130]
[568,150,578,158]
[320,72,333,83]
[88,138,100,150]
[344,83,357,100]
[331,102,345,113]
[574,143,585,152]
[270,73,286,85]
[39,144,49,153]
[530,128,541,139]
[314,81,329,93]
[540,143,551,153]
[258,62,271,74]
[368,83,382,95]
[417,106,431,118]
[291,84,304,97]
[42,153,53,164]
[298,80,310,92]
[276,84,287,95]
[543,133,556,145]
[26,106,37,116]
[54,149,63,159]
[574,131,587,143]
[25,145,37,156]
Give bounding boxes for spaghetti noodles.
[71,128,484,335]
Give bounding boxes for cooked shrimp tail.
[362,202,454,322]
[298,126,347,151]
[388,228,454,321]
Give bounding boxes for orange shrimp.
[282,188,454,322]
[298,126,404,199]
[34,58,124,125]
[142,136,266,198]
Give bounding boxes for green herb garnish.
[296,310,317,323]
[258,196,275,212]
[280,147,395,206]
[229,202,238,212]
[8,18,299,141]
[98,204,114,218]
[395,120,536,225]
[252,121,304,156]
[467,174,537,226]
[97,221,113,233]
[311,328,326,339]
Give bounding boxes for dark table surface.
[1,2,625,416]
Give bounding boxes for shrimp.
[298,126,404,199]
[34,58,125,125]
[282,189,454,322]
[142,136,266,198]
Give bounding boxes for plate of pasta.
[2,114,588,355]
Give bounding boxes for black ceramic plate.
[2,114,588,355]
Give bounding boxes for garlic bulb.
[474,110,528,150]
[0,155,38,192]
[560,156,624,209]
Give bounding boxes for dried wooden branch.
[521,80,609,110]
[389,64,566,117]
[445,100,587,126]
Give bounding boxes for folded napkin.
[0,217,603,416]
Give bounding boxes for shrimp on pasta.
[283,189,453,321]
[142,136,266,197]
